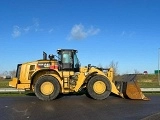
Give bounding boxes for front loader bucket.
[115,74,149,100]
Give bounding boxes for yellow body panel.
[74,72,86,92]
[19,64,30,82]
[9,78,18,87]
[17,84,30,89]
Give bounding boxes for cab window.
[62,52,72,63]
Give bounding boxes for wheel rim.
[93,81,106,94]
[40,82,54,95]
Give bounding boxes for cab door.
[61,51,73,71]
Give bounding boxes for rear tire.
[34,75,60,101]
[87,75,111,100]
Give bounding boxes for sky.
[0,0,160,74]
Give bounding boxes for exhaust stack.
[43,52,47,60]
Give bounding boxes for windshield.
[73,53,80,69]
[61,51,72,63]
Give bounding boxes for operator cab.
[57,49,80,72]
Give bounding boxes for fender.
[84,72,98,83]
[31,69,61,85]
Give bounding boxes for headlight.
[84,72,89,76]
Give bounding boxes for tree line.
[0,70,16,78]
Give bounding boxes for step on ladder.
[63,77,70,89]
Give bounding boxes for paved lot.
[0,94,160,120]
[1,88,160,93]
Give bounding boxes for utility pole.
[158,48,160,85]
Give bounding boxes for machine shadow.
[25,89,122,100]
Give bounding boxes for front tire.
[87,75,111,100]
[34,75,60,101]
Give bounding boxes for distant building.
[143,71,148,74]
[2,75,11,79]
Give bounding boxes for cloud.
[32,18,43,32]
[33,18,39,28]
[87,26,100,35]
[70,24,87,40]
[11,18,44,38]
[69,24,100,40]
[12,26,21,38]
[121,31,127,37]
[121,31,135,37]
[23,26,31,32]
[48,28,54,33]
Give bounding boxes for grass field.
[0,79,11,88]
[0,74,160,88]
[137,74,160,88]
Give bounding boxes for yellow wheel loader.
[9,49,149,101]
